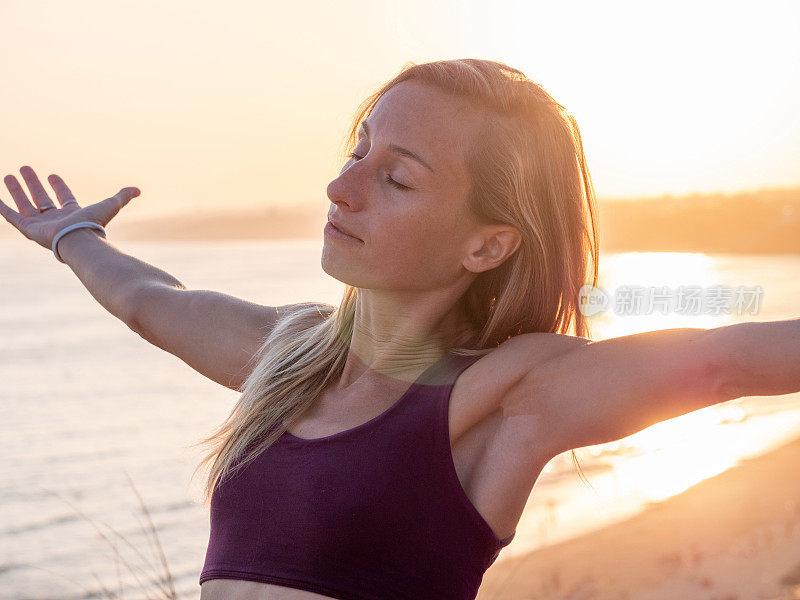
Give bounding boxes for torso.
[200,333,560,600]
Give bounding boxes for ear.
[462,225,522,273]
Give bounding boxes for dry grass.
[19,471,179,600]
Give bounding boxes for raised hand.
[0,165,140,252]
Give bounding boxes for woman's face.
[322,80,485,292]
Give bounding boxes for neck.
[337,289,474,390]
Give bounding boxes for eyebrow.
[359,121,436,174]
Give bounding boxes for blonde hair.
[190,58,600,504]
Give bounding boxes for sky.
[1,0,799,222]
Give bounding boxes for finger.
[47,174,79,208]
[19,165,56,211]
[118,186,140,202]
[3,174,38,216]
[0,196,24,229]
[100,187,141,220]
[114,186,141,207]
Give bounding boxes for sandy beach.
[478,433,800,600]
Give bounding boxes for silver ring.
[39,205,56,211]
[62,200,78,207]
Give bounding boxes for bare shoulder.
[450,331,591,440]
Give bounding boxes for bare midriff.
[200,579,337,600]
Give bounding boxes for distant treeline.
[598,187,800,254]
[39,187,800,255]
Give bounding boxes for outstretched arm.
[714,319,800,398]
[503,319,800,455]
[1,166,324,393]
[1,165,158,326]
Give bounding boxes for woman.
[1,58,798,600]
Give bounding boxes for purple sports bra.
[199,341,516,600]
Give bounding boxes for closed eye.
[347,152,411,191]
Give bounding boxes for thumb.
[97,187,141,224]
[106,187,141,211]
[120,187,141,202]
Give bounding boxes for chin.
[320,250,364,287]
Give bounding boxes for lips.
[328,218,362,241]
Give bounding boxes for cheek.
[373,215,462,279]
[377,213,436,254]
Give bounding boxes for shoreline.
[478,433,800,600]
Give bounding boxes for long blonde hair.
[190,58,600,504]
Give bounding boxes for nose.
[326,160,366,211]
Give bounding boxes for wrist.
[55,226,107,264]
